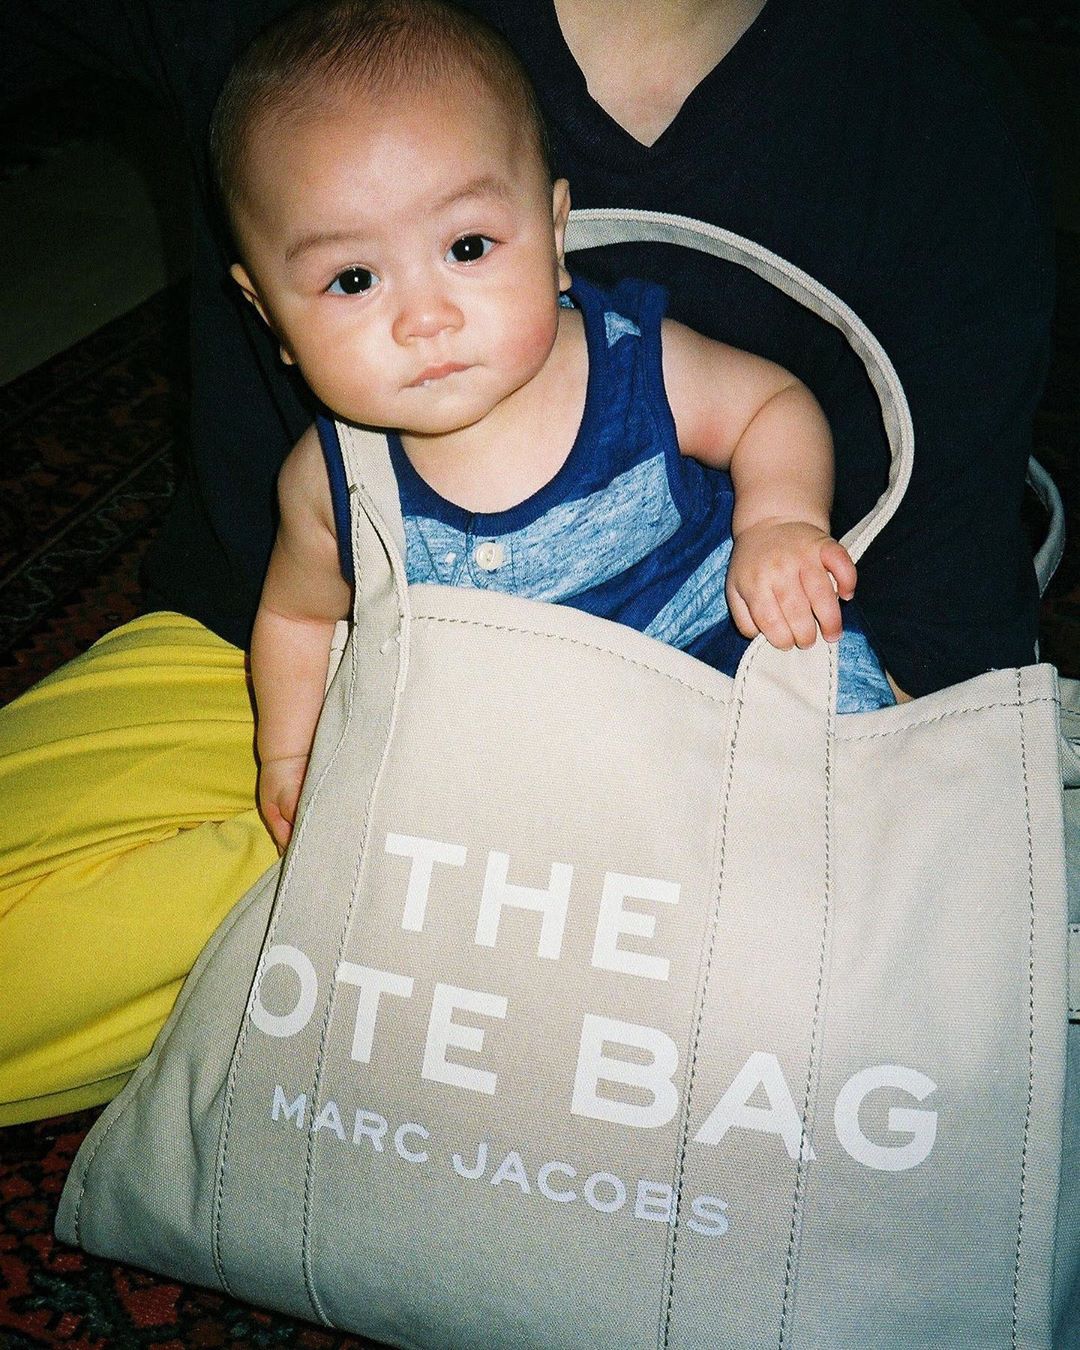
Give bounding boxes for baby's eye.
[327,266,378,296]
[447,235,494,264]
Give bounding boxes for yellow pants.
[0,613,277,1125]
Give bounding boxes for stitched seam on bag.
[778,650,836,1347]
[839,696,1059,743]
[69,1096,124,1248]
[299,497,412,1325]
[209,675,360,1311]
[210,704,358,1303]
[659,640,755,1348]
[1011,670,1037,1347]
[1070,926,1080,1018]
[209,524,376,1311]
[415,615,728,705]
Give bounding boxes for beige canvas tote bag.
[56,211,1079,1348]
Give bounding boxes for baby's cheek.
[501,309,560,374]
[323,335,391,415]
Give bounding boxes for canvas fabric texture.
[55,212,1078,1348]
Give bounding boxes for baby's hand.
[727,519,856,649]
[258,753,310,851]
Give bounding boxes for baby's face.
[231,78,570,435]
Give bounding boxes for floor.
[0,83,190,386]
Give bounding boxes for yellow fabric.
[0,613,277,1125]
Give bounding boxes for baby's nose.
[392,287,463,344]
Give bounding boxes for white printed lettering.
[453,1142,488,1179]
[265,1085,734,1235]
[259,926,943,1180]
[584,1172,627,1214]
[688,1195,729,1237]
[250,944,318,1039]
[313,1099,346,1141]
[592,873,680,981]
[572,1015,679,1129]
[693,1051,815,1161]
[422,984,507,1096]
[271,1085,306,1126]
[537,1161,577,1203]
[334,963,414,1063]
[490,1151,532,1193]
[352,1110,388,1151]
[394,1122,430,1164]
[384,833,467,931]
[834,1065,938,1172]
[635,1180,674,1224]
[475,851,572,959]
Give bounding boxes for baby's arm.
[662,320,856,650]
[251,425,352,848]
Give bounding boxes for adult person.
[0,0,1054,1125]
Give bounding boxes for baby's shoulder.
[277,424,334,526]
[659,316,732,379]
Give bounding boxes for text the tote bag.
[56,211,1079,1348]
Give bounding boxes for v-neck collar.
[488,0,802,171]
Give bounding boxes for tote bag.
[56,211,1079,1348]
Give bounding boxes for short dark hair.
[210,0,551,224]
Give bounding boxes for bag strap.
[561,209,1066,590]
[563,209,914,564]
[1028,454,1066,596]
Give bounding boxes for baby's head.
[212,0,571,433]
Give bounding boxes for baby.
[211,0,893,848]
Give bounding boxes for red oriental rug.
[0,1110,382,1349]
[0,287,183,707]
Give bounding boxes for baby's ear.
[229,263,268,321]
[552,179,572,291]
[229,264,296,365]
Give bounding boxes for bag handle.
[564,209,915,564]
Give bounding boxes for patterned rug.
[0,286,184,707]
[0,1110,383,1350]
[0,234,1077,1345]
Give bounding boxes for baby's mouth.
[409,362,469,388]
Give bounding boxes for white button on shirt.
[473,540,505,572]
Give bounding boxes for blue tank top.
[317,274,893,713]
